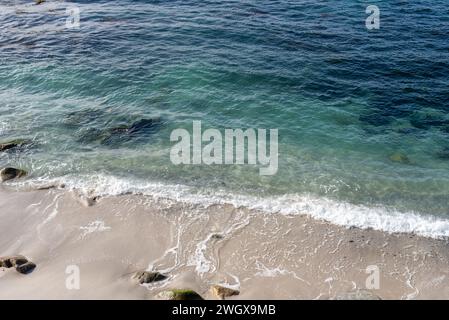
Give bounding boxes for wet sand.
[1,187,449,300]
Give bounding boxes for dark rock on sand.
[211,285,240,300]
[0,258,13,268]
[10,256,28,267]
[211,233,224,240]
[156,289,203,300]
[132,271,167,284]
[0,139,31,152]
[334,290,381,300]
[37,183,66,191]
[0,255,28,268]
[1,255,35,274]
[16,262,36,274]
[0,167,27,182]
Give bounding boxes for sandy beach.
[1,186,449,300]
[2,0,449,305]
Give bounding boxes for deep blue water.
[1,0,449,236]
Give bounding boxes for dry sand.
[1,186,449,300]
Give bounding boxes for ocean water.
[1,0,449,237]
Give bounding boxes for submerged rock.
[108,125,130,135]
[101,118,163,146]
[359,113,392,127]
[0,139,30,152]
[128,118,161,134]
[0,167,27,182]
[436,148,449,160]
[76,128,108,144]
[76,117,163,147]
[156,289,203,300]
[334,290,381,300]
[410,115,449,131]
[389,152,410,164]
[63,108,107,128]
[211,285,240,300]
[132,271,167,284]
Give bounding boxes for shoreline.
[8,174,449,240]
[1,187,449,299]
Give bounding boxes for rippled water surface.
[1,0,449,235]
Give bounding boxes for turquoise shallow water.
[1,1,449,236]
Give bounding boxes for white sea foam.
[14,173,449,239]
[79,220,111,239]
[0,121,8,135]
[188,233,216,275]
